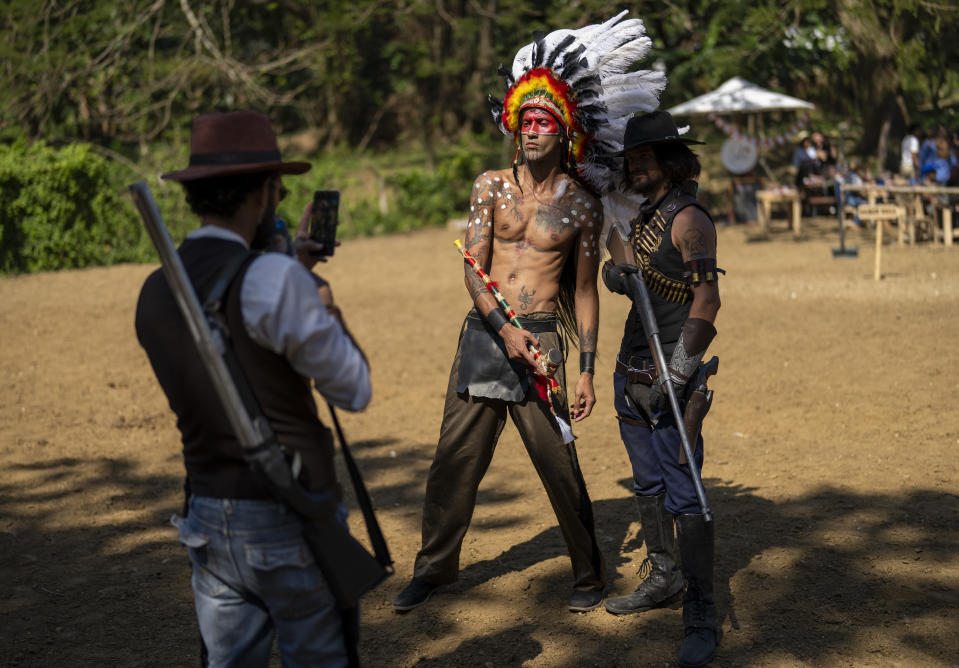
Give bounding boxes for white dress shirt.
[186,226,371,412]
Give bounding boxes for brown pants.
[413,315,606,591]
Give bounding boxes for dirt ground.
[2,216,958,667]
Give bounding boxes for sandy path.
[1,218,957,666]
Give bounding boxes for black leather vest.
[618,181,712,359]
[135,236,334,499]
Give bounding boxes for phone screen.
[309,190,340,257]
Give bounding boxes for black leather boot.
[605,494,684,615]
[676,513,717,667]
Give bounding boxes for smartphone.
[309,190,340,257]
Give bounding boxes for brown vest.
[135,236,335,499]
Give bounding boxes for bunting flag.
[708,112,811,149]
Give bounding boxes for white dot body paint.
[585,202,592,208]
[494,177,500,181]
[572,210,578,215]
[585,251,591,257]
[582,241,587,247]
[501,204,506,209]
[563,217,570,223]
[505,183,510,189]
[506,194,512,199]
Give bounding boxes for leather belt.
[615,357,658,385]
[466,310,558,334]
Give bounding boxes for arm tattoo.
[682,228,709,260]
[578,325,597,352]
[464,173,496,301]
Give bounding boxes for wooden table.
[755,188,802,237]
[841,183,959,245]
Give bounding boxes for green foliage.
[1,0,957,273]
[0,141,152,273]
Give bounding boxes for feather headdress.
[489,10,667,242]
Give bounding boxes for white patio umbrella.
[668,77,816,184]
[667,77,816,220]
[667,76,814,116]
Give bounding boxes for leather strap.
[615,358,657,385]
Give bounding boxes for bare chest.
[493,194,582,251]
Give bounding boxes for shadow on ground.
[2,450,957,666]
[362,465,959,667]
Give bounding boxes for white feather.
[499,9,665,198]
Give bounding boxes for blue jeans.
[613,371,705,516]
[173,496,349,667]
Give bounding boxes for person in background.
[810,131,837,169]
[900,124,921,183]
[918,125,941,172]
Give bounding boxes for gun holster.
[680,356,719,464]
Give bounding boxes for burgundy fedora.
[161,111,310,182]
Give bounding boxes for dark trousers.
[413,321,606,591]
[614,370,705,516]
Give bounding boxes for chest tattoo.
[535,203,572,236]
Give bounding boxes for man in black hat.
[135,110,370,666]
[601,110,722,667]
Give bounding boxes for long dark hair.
[623,142,701,190]
[557,255,578,349]
[652,142,701,185]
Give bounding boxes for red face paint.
[520,108,561,136]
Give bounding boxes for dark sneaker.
[568,589,604,612]
[392,577,439,613]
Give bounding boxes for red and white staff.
[454,239,574,443]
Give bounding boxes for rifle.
[128,181,392,612]
[624,270,713,521]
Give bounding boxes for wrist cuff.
[485,308,510,333]
[580,351,596,374]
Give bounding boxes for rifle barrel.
[626,272,712,521]
[128,181,265,449]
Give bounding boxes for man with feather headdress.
[393,11,664,614]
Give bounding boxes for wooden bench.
[755,189,802,237]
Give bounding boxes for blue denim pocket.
[171,514,231,597]
[245,539,330,619]
[171,514,209,548]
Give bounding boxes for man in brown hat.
[601,110,722,667]
[135,110,370,666]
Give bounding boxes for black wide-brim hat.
[162,110,311,182]
[620,110,705,155]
